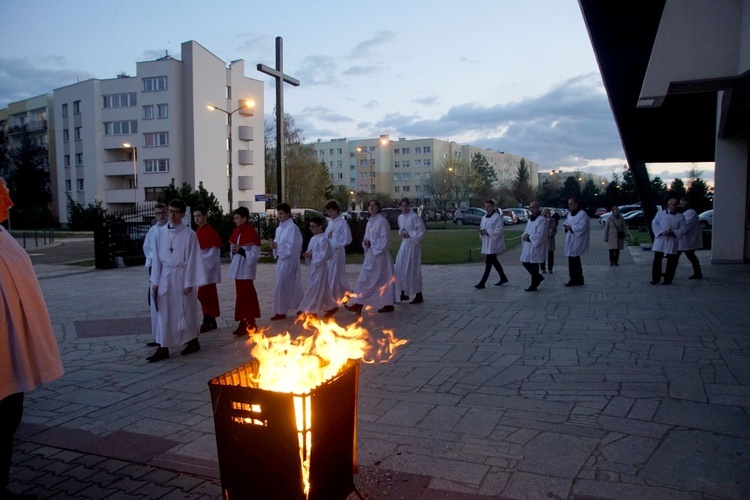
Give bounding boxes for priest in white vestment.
[520,202,548,292]
[271,203,304,320]
[651,199,686,285]
[394,197,426,304]
[299,216,338,317]
[142,203,167,346]
[562,197,590,287]
[324,200,353,302]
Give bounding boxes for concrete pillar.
[712,91,749,264]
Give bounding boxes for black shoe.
[614,263,620,266]
[270,314,287,321]
[662,281,673,285]
[147,347,169,363]
[474,283,485,289]
[524,286,538,292]
[495,277,509,286]
[232,322,256,336]
[564,280,584,287]
[650,281,660,285]
[146,341,160,347]
[181,339,200,356]
[200,322,217,333]
[400,292,409,301]
[410,293,424,304]
[324,307,339,318]
[345,303,363,314]
[688,274,702,279]
[377,305,395,313]
[548,270,553,274]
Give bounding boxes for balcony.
[238,175,254,190]
[9,120,47,135]
[104,161,136,177]
[105,188,137,203]
[238,150,254,165]
[238,126,254,141]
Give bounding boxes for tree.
[538,179,560,207]
[265,111,331,207]
[560,176,581,204]
[330,185,353,211]
[424,166,452,214]
[580,178,600,213]
[667,178,686,201]
[8,134,50,211]
[686,168,711,213]
[601,174,622,209]
[442,157,479,208]
[620,165,638,203]
[511,158,535,206]
[650,176,668,205]
[471,152,497,202]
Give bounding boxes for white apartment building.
[311,136,538,205]
[0,94,58,218]
[53,40,265,220]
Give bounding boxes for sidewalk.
[8,223,750,499]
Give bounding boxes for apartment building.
[0,94,58,217]
[311,135,538,205]
[52,40,265,221]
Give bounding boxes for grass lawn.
[345,226,523,265]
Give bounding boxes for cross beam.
[257,36,300,205]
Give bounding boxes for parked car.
[623,210,645,227]
[698,209,713,228]
[599,203,642,225]
[506,208,528,224]
[453,207,487,225]
[501,209,517,225]
[381,207,401,230]
[594,207,608,217]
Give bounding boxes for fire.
[246,314,407,497]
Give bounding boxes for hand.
[327,232,332,239]
[230,244,238,254]
[303,251,312,258]
[363,238,371,247]
[184,287,193,295]
[523,234,530,242]
[271,242,278,249]
[151,285,158,293]
[479,229,486,236]
[237,247,246,257]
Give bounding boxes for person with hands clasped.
[228,207,262,336]
[474,199,508,289]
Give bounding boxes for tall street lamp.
[123,143,137,205]
[207,100,255,211]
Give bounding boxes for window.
[144,132,168,147]
[401,148,410,154]
[312,150,318,158]
[403,186,410,192]
[329,149,334,155]
[329,174,335,181]
[402,161,410,168]
[370,172,376,179]
[62,103,68,117]
[157,103,168,118]
[76,179,84,191]
[104,120,137,136]
[401,173,411,181]
[74,127,82,140]
[63,129,69,142]
[337,160,343,168]
[359,173,366,179]
[319,149,324,156]
[415,147,421,154]
[73,101,81,115]
[143,76,168,91]
[65,180,71,192]
[392,174,399,181]
[424,146,431,153]
[144,159,169,173]
[394,161,400,168]
[424,159,432,167]
[394,186,400,193]
[415,159,422,167]
[145,186,168,202]
[330,161,334,168]
[64,155,70,167]
[143,105,154,119]
[337,173,343,179]
[415,185,421,192]
[423,172,431,179]
[358,159,367,168]
[75,153,83,166]
[393,148,399,155]
[103,93,136,108]
[337,148,343,155]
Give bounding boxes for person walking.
[298,216,338,318]
[540,208,558,273]
[651,199,686,285]
[142,202,168,347]
[193,206,222,333]
[394,197,426,304]
[148,200,206,362]
[520,202,547,291]
[604,206,628,266]
[474,200,508,289]
[1,178,65,500]
[270,203,304,320]
[563,197,590,287]
[345,200,398,314]
[677,197,704,279]
[228,207,262,336]
[324,200,353,303]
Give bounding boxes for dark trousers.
[0,392,24,489]
[522,262,542,286]
[609,249,620,265]
[568,256,583,283]
[479,254,506,285]
[652,251,679,283]
[540,251,554,271]
[678,250,702,277]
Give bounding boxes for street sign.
[255,194,276,202]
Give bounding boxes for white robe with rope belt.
[299,233,337,314]
[351,213,398,309]
[394,209,426,295]
[272,218,304,315]
[150,223,206,348]
[326,215,352,301]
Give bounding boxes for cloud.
[294,55,340,86]
[349,31,396,57]
[412,95,439,106]
[300,105,355,124]
[342,65,380,77]
[0,57,93,107]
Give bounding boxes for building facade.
[311,135,538,206]
[52,40,265,221]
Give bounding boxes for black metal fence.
[94,204,153,269]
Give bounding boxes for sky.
[0,0,713,184]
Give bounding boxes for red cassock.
[228,224,262,322]
[196,225,223,318]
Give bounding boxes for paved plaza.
[8,223,750,499]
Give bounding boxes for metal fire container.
[208,359,359,500]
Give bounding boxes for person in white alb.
[474,200,508,289]
[345,199,398,314]
[677,197,703,280]
[562,197,590,287]
[298,216,339,317]
[394,197,426,304]
[148,199,206,362]
[142,202,168,347]
[651,199,686,285]
[324,199,352,303]
[270,203,304,320]
[520,201,548,292]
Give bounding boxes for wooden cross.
[257,37,300,205]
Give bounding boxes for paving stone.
[502,471,572,499]
[516,432,598,478]
[573,478,701,499]
[653,398,750,437]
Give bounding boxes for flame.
[246,315,407,497]
[378,276,397,297]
